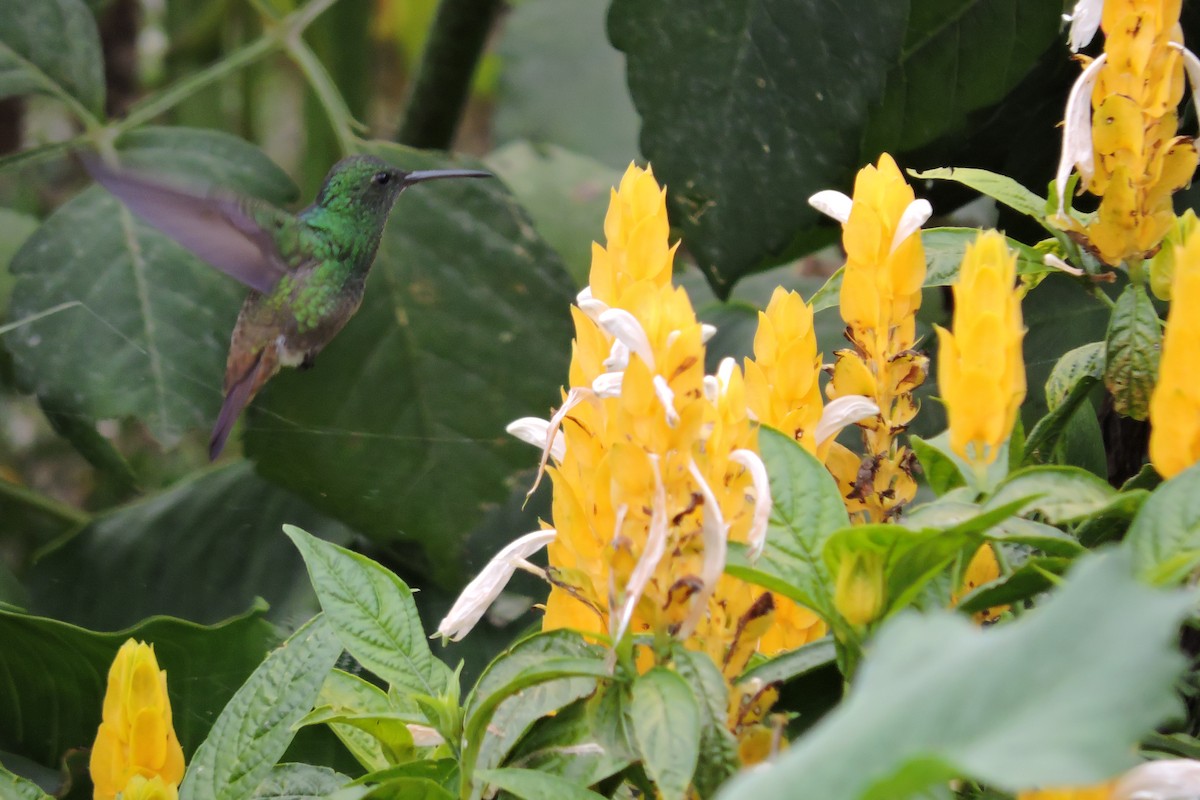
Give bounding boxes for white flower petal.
[717,357,738,391]
[809,189,853,224]
[612,458,669,644]
[703,375,720,404]
[731,449,771,561]
[1112,758,1200,800]
[506,417,566,463]
[1173,43,1200,131]
[604,339,630,371]
[1065,0,1103,52]
[889,199,932,255]
[701,323,717,343]
[576,286,609,322]
[677,461,728,640]
[598,308,655,371]
[592,371,624,398]
[526,388,590,498]
[815,395,880,446]
[407,724,446,747]
[436,529,556,641]
[1056,53,1107,217]
[1043,253,1085,277]
[653,375,680,427]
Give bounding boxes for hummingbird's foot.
[299,354,317,371]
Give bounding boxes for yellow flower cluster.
[542,164,824,674]
[1064,0,1197,266]
[90,640,184,800]
[1150,223,1200,477]
[822,154,929,523]
[936,230,1027,470]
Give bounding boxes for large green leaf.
[251,763,351,799]
[1105,284,1161,421]
[861,1,1061,155]
[672,648,738,798]
[27,463,353,629]
[717,550,1191,800]
[0,605,278,767]
[0,0,104,117]
[0,765,52,800]
[180,615,343,800]
[1127,462,1200,586]
[248,143,575,587]
[285,525,453,698]
[630,668,700,800]
[609,0,907,293]
[474,768,608,800]
[3,127,298,447]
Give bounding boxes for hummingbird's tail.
[210,346,278,460]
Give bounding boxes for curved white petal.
[1112,758,1200,800]
[809,189,853,224]
[1056,53,1107,217]
[576,286,609,322]
[703,375,720,403]
[653,375,680,427]
[717,357,738,392]
[526,388,591,498]
[604,339,631,371]
[506,417,566,463]
[436,529,556,641]
[612,458,669,644]
[1043,253,1085,277]
[1065,0,1103,52]
[701,323,718,343]
[815,395,880,446]
[731,449,771,561]
[677,461,729,640]
[598,308,656,371]
[592,371,624,398]
[889,199,932,255]
[1173,43,1200,131]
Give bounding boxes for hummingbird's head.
[315,155,491,218]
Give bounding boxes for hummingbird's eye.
[372,172,391,186]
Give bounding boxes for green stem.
[282,36,359,154]
[0,479,91,529]
[991,543,1022,618]
[396,0,502,148]
[1092,285,1117,309]
[1127,256,1145,286]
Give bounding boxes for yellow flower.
[1017,785,1114,800]
[935,230,1027,469]
[811,153,931,522]
[115,775,178,800]
[833,549,886,627]
[951,544,1008,624]
[1148,209,1199,299]
[1054,0,1199,267]
[90,640,184,800]
[1150,223,1200,477]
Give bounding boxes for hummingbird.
[84,153,491,459]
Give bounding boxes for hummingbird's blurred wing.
[83,155,292,294]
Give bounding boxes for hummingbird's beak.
[402,169,493,186]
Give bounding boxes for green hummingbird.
[84,153,491,459]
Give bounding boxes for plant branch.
[0,479,91,529]
[282,36,360,154]
[396,0,502,149]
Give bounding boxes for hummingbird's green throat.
[85,152,492,459]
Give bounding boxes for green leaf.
[909,435,967,496]
[1128,462,1200,585]
[0,0,104,117]
[501,690,636,788]
[248,143,576,587]
[0,604,277,767]
[251,763,351,799]
[0,766,52,800]
[284,525,453,698]
[1044,342,1105,412]
[3,128,298,446]
[495,0,639,169]
[956,556,1070,616]
[27,463,353,629]
[741,637,836,685]
[609,0,908,293]
[1078,489,1149,548]
[729,426,848,618]
[467,629,605,773]
[1105,284,1161,421]
[475,768,608,800]
[986,466,1116,524]
[485,141,618,286]
[1022,375,1101,466]
[631,667,700,800]
[180,615,344,800]
[717,550,1191,800]
[908,168,1046,219]
[672,648,739,798]
[308,668,399,771]
[860,1,1061,154]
